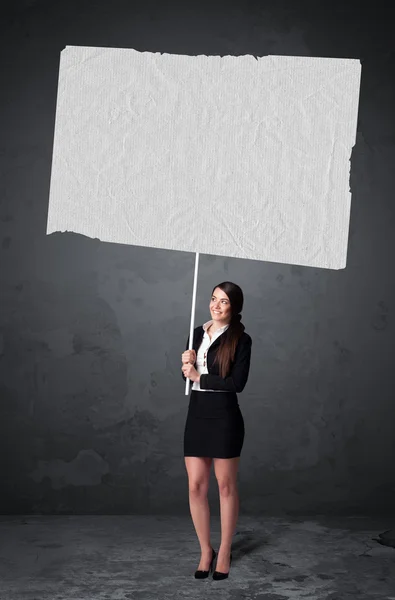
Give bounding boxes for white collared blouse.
[191,319,230,392]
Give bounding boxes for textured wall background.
[1,0,394,515]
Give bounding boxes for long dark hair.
[210,281,245,378]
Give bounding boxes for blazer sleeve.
[199,334,252,393]
[181,332,196,382]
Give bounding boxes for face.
[210,287,232,325]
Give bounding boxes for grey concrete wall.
[1,0,394,515]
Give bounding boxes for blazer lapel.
[193,327,204,353]
[193,326,226,353]
[207,335,222,352]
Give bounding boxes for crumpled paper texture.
[47,46,361,269]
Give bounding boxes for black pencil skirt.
[183,390,245,459]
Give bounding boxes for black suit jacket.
[181,326,252,393]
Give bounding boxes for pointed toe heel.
[194,547,216,579]
[212,551,232,580]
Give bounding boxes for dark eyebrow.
[212,295,228,301]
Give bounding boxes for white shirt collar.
[202,319,230,333]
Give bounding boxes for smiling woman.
[209,288,232,327]
[180,281,252,580]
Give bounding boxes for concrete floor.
[0,514,394,599]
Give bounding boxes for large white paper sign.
[47,46,361,269]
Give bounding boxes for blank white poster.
[47,46,361,269]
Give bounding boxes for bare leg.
[214,456,240,573]
[184,456,213,570]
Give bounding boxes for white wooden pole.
[185,252,199,396]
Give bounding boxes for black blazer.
[181,326,252,393]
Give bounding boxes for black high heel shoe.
[212,551,232,580]
[194,547,216,579]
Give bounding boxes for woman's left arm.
[199,334,252,393]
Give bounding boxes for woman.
[181,281,252,581]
